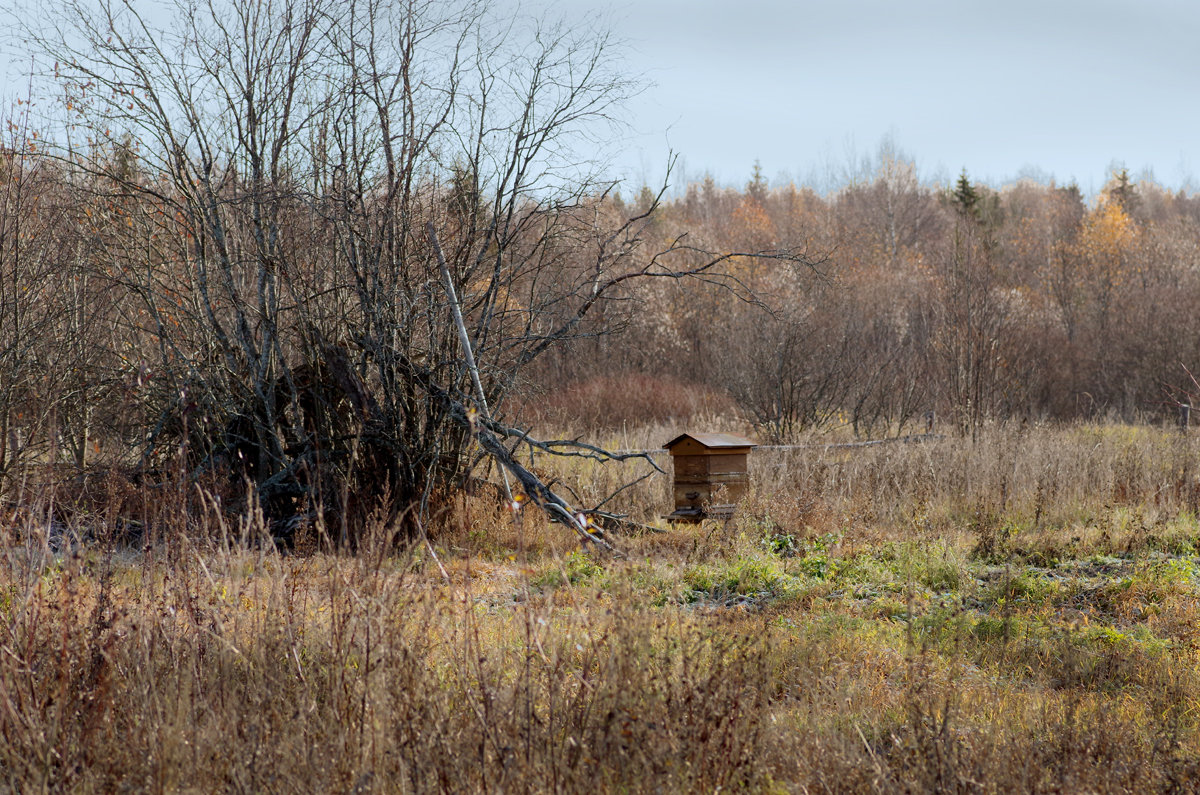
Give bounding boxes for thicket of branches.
[0,0,814,540]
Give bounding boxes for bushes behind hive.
[512,372,738,434]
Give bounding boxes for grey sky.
[539,0,1200,193]
[3,0,1194,195]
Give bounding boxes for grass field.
[1,423,1199,792]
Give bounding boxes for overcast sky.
[537,0,1200,194]
[4,0,1195,196]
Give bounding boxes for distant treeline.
[531,159,1200,439]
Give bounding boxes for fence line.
[608,432,945,458]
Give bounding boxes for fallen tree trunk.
[385,341,622,553]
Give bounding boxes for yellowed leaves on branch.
[1078,201,1138,288]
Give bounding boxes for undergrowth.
[1,422,1200,792]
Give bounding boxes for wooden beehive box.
[663,432,756,522]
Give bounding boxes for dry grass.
[2,421,1200,792]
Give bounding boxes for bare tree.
[0,104,89,484]
[15,0,816,542]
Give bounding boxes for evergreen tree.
[1104,167,1138,214]
[952,168,979,220]
[746,160,768,205]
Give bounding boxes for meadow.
[1,421,1199,793]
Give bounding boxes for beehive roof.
[663,432,756,451]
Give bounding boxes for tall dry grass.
[521,421,1200,545]
[1,421,1199,792]
[0,540,775,792]
[740,422,1200,555]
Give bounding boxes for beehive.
[663,432,756,521]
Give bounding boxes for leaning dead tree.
[16,0,819,545]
